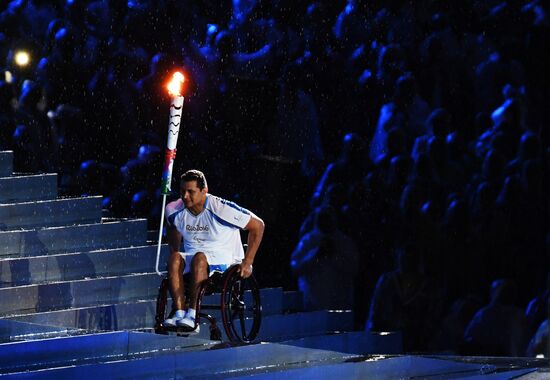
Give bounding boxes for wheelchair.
[154,264,262,343]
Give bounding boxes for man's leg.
[189,252,209,309]
[168,250,186,310]
[177,252,208,330]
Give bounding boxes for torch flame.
[167,71,185,96]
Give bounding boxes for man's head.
[180,170,208,211]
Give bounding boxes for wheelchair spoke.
[239,310,246,338]
[229,290,245,316]
[232,281,242,299]
[231,290,241,304]
[229,280,248,338]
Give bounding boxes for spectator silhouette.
[505,131,541,176]
[299,183,348,238]
[13,80,51,172]
[411,108,451,160]
[367,243,442,352]
[526,273,550,340]
[311,133,370,208]
[526,295,550,357]
[291,206,359,311]
[0,80,16,149]
[463,279,528,356]
[47,103,87,192]
[369,72,430,161]
[430,295,483,354]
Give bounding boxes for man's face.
[181,180,207,209]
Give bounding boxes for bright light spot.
[379,332,391,336]
[5,71,13,83]
[536,354,545,359]
[167,71,185,96]
[14,51,30,67]
[366,355,386,362]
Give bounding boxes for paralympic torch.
[156,71,185,275]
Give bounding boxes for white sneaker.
[163,309,185,327]
[177,314,200,333]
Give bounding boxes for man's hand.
[239,260,253,278]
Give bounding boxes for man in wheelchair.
[163,169,265,332]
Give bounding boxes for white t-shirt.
[166,194,251,265]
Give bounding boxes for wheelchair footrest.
[156,325,198,334]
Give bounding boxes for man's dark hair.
[181,170,208,190]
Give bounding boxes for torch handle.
[157,95,181,270]
[155,194,168,276]
[161,95,184,195]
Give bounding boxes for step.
[0,331,218,375]
[254,310,355,342]
[4,350,539,380]
[227,309,355,342]
[283,290,304,312]
[0,173,57,203]
[0,151,13,177]
[0,245,170,287]
[8,287,285,330]
[162,309,355,342]
[0,219,147,258]
[0,273,161,317]
[225,355,504,380]
[0,319,83,344]
[0,196,103,231]
[281,331,403,355]
[0,339,359,378]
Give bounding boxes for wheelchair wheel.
[220,265,262,343]
[154,277,170,334]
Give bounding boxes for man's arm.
[167,224,182,254]
[239,213,265,278]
